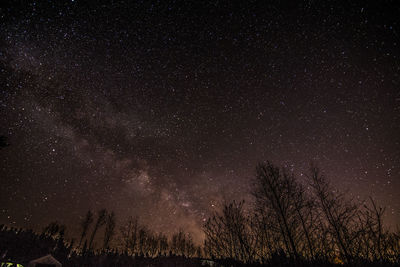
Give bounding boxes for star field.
[0,1,399,243]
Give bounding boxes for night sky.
[1,1,399,243]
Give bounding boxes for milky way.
[0,1,399,243]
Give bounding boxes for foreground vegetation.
[0,162,399,266]
[204,162,400,265]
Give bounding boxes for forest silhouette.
[1,162,399,266]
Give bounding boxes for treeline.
[119,216,200,258]
[0,210,204,266]
[76,210,202,258]
[204,162,400,265]
[0,221,203,267]
[1,162,399,266]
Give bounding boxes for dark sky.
[1,1,399,243]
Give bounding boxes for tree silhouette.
[203,161,400,265]
[204,201,256,262]
[1,161,400,266]
[78,210,93,248]
[157,232,169,256]
[103,211,116,250]
[308,165,359,263]
[253,162,301,260]
[120,216,139,255]
[88,209,107,250]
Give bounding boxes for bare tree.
[185,233,196,257]
[202,161,400,264]
[308,165,359,263]
[157,232,169,256]
[120,216,139,255]
[357,197,399,262]
[79,210,93,248]
[147,232,159,257]
[253,162,301,260]
[103,211,116,250]
[204,201,256,262]
[292,183,316,260]
[88,209,107,250]
[138,225,149,256]
[171,229,186,256]
[386,227,400,263]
